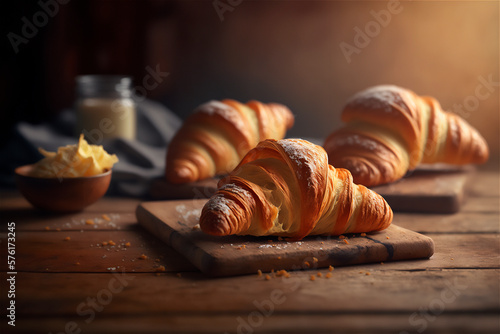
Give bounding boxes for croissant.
[323,85,489,187]
[166,100,294,184]
[200,139,393,240]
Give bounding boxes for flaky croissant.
[200,139,392,240]
[166,100,294,184]
[324,85,489,187]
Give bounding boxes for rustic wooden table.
[1,166,498,334]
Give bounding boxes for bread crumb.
[386,236,390,239]
[343,239,349,244]
[276,270,290,278]
[265,274,271,280]
[310,275,316,281]
[124,242,131,247]
[64,236,71,241]
[312,257,318,263]
[277,256,282,260]
[257,269,262,277]
[365,272,371,276]
[155,265,166,272]
[55,228,61,232]
[192,224,200,231]
[108,240,116,246]
[451,258,454,261]
[329,265,334,271]
[325,272,332,278]
[102,241,108,246]
[320,241,324,244]
[304,261,311,268]
[360,232,366,237]
[339,235,345,239]
[138,254,148,260]
[380,262,384,265]
[85,219,95,225]
[45,226,50,231]
[317,272,322,277]
[102,214,111,221]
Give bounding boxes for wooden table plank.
[460,197,499,213]
[1,231,498,273]
[4,313,499,334]
[4,204,498,234]
[0,229,196,273]
[465,170,500,198]
[393,212,499,233]
[2,204,497,233]
[6,269,499,316]
[0,210,138,232]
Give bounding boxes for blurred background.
[2,0,499,159]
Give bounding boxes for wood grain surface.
[0,167,498,334]
[136,199,434,276]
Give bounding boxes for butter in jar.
[75,75,136,143]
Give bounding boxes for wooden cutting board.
[149,165,473,213]
[371,167,472,213]
[136,199,435,277]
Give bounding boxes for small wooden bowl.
[14,164,112,212]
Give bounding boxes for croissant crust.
[166,99,294,184]
[200,139,393,240]
[324,85,489,186]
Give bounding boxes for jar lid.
[76,75,133,98]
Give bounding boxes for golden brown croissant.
[200,139,393,240]
[323,85,489,187]
[165,100,294,184]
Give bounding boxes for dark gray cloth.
[5,99,181,197]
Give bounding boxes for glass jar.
[75,75,136,143]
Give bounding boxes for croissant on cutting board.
[200,139,393,240]
[166,100,294,184]
[323,85,489,187]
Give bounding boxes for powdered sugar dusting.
[347,85,407,113]
[175,205,202,222]
[220,183,253,203]
[204,194,233,215]
[449,117,460,148]
[257,241,303,250]
[278,139,322,187]
[197,101,246,133]
[333,134,378,151]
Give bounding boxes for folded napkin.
[2,99,182,197]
